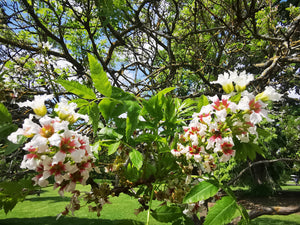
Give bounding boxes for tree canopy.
[0,0,299,98]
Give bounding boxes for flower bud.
[222,82,234,94]
[235,84,246,92]
[33,104,48,117]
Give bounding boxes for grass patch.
[252,215,300,225]
[0,184,171,225]
[1,182,300,224]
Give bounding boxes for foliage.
[0,179,37,214]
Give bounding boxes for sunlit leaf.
[129,149,143,170]
[151,205,183,223]
[88,54,112,97]
[57,80,96,99]
[204,196,238,225]
[183,180,219,204]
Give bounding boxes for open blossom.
[172,75,282,175]
[212,70,254,93]
[8,96,94,196]
[238,94,270,124]
[7,114,39,142]
[230,71,254,92]
[18,94,54,117]
[211,71,235,94]
[55,98,89,123]
[255,86,283,102]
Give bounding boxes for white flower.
[256,86,283,102]
[40,41,53,50]
[55,98,89,123]
[53,151,66,164]
[231,71,254,92]
[211,71,235,94]
[7,115,40,143]
[18,94,54,117]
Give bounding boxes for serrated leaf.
[57,80,96,99]
[0,103,12,123]
[88,54,112,97]
[88,102,100,134]
[204,196,238,225]
[124,100,141,140]
[183,180,219,204]
[129,149,143,170]
[99,98,118,121]
[234,140,264,161]
[108,141,120,155]
[111,86,135,101]
[151,205,183,223]
[70,99,89,107]
[99,127,123,140]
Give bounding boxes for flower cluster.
[8,95,94,195]
[171,71,282,173]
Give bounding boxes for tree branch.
[228,158,300,186]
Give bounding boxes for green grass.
[0,184,171,225]
[252,215,300,225]
[1,183,300,225]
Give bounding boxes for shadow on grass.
[252,218,300,225]
[0,217,145,225]
[25,196,71,202]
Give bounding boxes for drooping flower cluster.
[8,95,94,195]
[171,71,282,173]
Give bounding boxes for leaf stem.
[146,184,155,225]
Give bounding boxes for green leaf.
[88,54,112,97]
[229,92,242,103]
[0,123,17,141]
[204,196,238,225]
[151,205,183,223]
[88,102,100,134]
[129,149,143,170]
[124,100,141,140]
[157,87,176,97]
[70,99,89,108]
[183,180,219,204]
[4,136,27,156]
[99,127,123,140]
[0,103,12,123]
[108,141,120,155]
[257,128,271,138]
[99,98,118,121]
[197,95,209,111]
[234,140,264,161]
[57,80,96,99]
[111,86,135,101]
[125,163,140,182]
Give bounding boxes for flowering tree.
[3,54,286,224]
[0,0,299,223]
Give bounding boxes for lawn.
[0,183,299,225]
[0,183,172,225]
